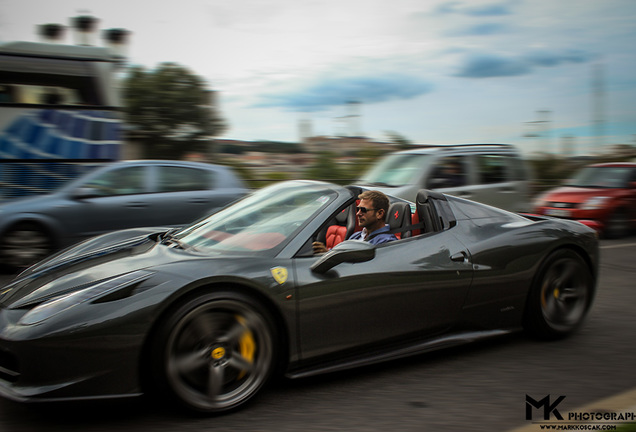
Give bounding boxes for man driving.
[313,190,397,254]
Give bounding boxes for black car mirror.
[310,240,375,274]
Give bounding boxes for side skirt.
[285,328,516,379]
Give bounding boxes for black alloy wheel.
[153,292,276,413]
[524,249,594,340]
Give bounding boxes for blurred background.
[1,0,635,205]
[2,0,635,177]
[2,0,634,272]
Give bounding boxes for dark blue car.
[0,159,247,268]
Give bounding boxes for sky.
[2,0,636,155]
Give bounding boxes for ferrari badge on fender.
[270,267,288,285]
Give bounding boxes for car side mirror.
[310,240,375,274]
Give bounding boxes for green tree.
[122,63,227,159]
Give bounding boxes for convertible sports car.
[0,180,599,413]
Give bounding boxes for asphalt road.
[0,237,634,432]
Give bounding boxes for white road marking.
[601,242,636,250]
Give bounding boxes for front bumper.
[0,312,146,402]
[0,284,164,404]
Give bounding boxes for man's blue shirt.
[349,224,397,245]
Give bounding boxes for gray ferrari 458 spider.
[0,180,599,413]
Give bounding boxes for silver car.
[0,159,247,268]
[358,144,532,212]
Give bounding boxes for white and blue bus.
[0,40,123,200]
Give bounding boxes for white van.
[357,144,532,212]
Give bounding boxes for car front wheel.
[152,291,276,413]
[524,249,594,340]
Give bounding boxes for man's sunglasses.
[356,206,377,214]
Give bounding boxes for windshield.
[172,181,338,254]
[359,153,431,187]
[566,166,632,188]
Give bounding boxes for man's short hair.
[358,190,390,220]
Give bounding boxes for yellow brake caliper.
[236,315,255,379]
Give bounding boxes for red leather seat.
[325,205,356,249]
[411,211,421,236]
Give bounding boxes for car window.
[428,156,467,188]
[359,153,433,187]
[509,157,527,181]
[157,166,213,192]
[82,166,146,196]
[476,155,508,184]
[566,166,633,188]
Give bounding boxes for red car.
[534,162,636,238]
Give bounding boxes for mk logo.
[526,395,566,420]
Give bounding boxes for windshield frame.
[170,180,345,257]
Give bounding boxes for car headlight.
[580,196,609,211]
[18,271,152,326]
[533,196,547,209]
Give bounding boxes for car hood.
[0,227,187,308]
[542,186,620,203]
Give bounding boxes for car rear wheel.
[151,291,276,413]
[524,249,593,340]
[1,222,53,269]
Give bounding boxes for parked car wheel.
[604,208,630,239]
[0,222,53,269]
[0,160,248,270]
[151,292,276,413]
[524,249,593,340]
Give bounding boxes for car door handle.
[188,198,208,204]
[450,251,468,262]
[126,202,148,209]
